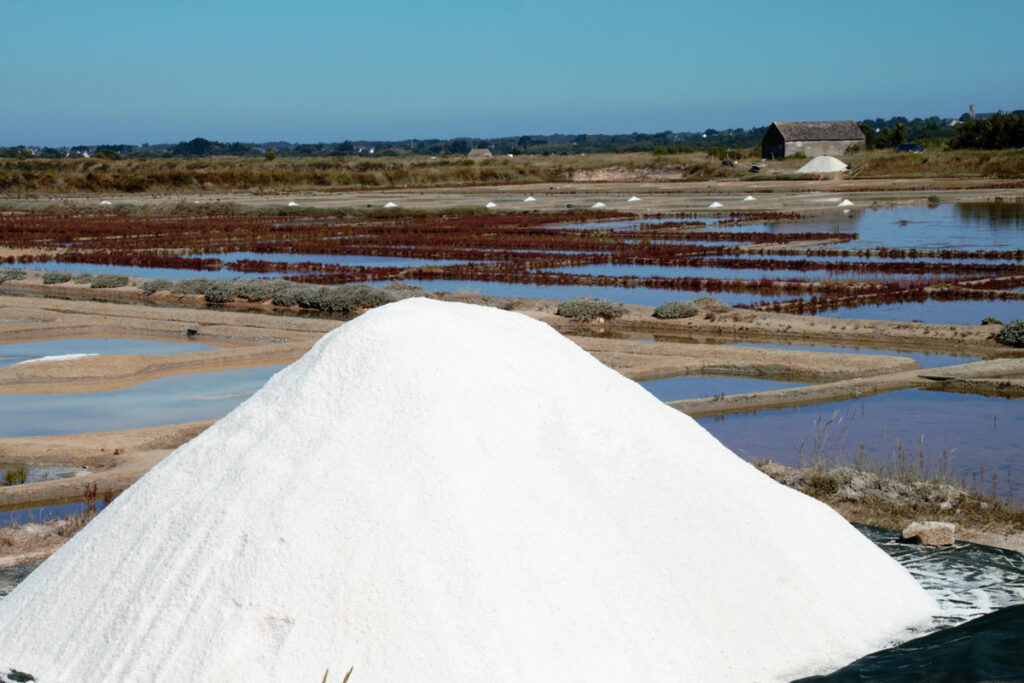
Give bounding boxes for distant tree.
[264,149,276,161]
[446,139,470,155]
[173,137,214,156]
[949,112,1024,149]
[857,123,876,149]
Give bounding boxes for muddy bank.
[671,358,1024,417]
[756,461,1024,555]
[571,336,918,382]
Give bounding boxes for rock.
[901,521,956,546]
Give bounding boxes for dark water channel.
[698,389,1024,500]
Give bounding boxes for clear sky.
[2,0,1022,146]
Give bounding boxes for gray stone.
[901,521,956,546]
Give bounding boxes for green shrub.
[981,316,1003,325]
[995,320,1024,348]
[171,278,215,295]
[1,466,27,486]
[74,273,94,284]
[272,283,320,307]
[42,271,74,285]
[312,283,393,313]
[556,296,626,322]
[0,268,26,283]
[203,280,238,303]
[382,280,430,300]
[690,295,730,312]
[233,278,290,302]
[142,278,174,294]
[90,274,129,288]
[653,300,699,319]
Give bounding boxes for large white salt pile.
[0,299,936,682]
[796,155,849,174]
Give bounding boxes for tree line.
[3,110,1022,159]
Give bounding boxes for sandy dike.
[0,288,1021,562]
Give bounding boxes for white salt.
[838,198,855,207]
[591,201,606,209]
[15,353,99,365]
[708,200,723,208]
[485,201,497,209]
[796,156,849,174]
[287,201,300,207]
[523,196,536,202]
[0,300,936,682]
[383,201,398,208]
[627,195,641,202]
[743,195,756,201]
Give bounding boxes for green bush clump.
[1,466,28,486]
[203,280,238,303]
[995,320,1024,348]
[313,284,394,313]
[382,280,430,300]
[142,278,174,294]
[42,271,74,285]
[74,273,94,284]
[171,278,215,295]
[653,300,699,319]
[981,316,1003,325]
[690,295,730,312]
[556,296,626,322]
[90,274,129,288]
[272,283,320,307]
[232,278,290,302]
[0,268,26,283]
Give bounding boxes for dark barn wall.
[761,126,785,159]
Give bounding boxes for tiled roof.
[772,121,865,141]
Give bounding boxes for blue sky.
[2,0,1022,146]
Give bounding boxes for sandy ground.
[4,178,1024,215]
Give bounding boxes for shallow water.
[727,342,979,369]
[641,375,804,401]
[0,365,285,437]
[0,337,218,368]
[0,501,106,529]
[812,298,1024,325]
[698,389,1024,500]
[0,466,84,485]
[741,203,1024,251]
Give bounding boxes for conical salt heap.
[0,299,936,682]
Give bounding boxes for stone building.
[761,121,865,159]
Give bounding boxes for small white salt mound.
[838,199,855,207]
[708,200,723,208]
[287,201,300,207]
[743,195,756,201]
[383,201,398,208]
[15,353,98,366]
[627,195,641,202]
[796,155,849,174]
[523,195,536,202]
[0,300,936,682]
[98,200,113,206]
[591,201,606,209]
[485,201,498,209]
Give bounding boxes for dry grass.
[0,153,746,195]
[755,460,1024,537]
